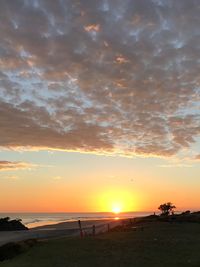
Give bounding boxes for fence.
[0,218,138,246]
[77,218,135,238]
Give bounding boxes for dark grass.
[1,222,200,267]
[0,239,37,262]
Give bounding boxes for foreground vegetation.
[1,221,200,267]
[0,217,28,231]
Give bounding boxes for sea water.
[0,212,151,228]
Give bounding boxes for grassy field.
[1,222,200,267]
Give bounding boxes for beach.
[0,218,124,246]
[0,212,149,228]
[0,212,150,246]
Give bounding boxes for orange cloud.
[115,55,129,64]
[195,154,200,160]
[84,24,100,32]
[0,161,35,171]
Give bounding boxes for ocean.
[0,212,151,228]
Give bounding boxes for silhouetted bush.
[0,217,28,231]
[181,210,190,215]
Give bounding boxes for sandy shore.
[0,218,124,246]
[33,219,112,230]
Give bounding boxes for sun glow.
[98,189,137,213]
[112,206,121,214]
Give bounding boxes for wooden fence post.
[78,220,83,238]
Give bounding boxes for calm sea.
[0,212,151,228]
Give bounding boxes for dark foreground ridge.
[0,239,37,262]
[134,210,200,224]
[0,217,28,231]
[1,219,200,267]
[0,211,200,265]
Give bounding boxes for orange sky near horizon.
[0,151,199,213]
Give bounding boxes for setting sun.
[112,206,121,214]
[97,189,138,213]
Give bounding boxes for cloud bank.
[0,0,200,157]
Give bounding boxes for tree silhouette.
[0,217,28,231]
[158,202,176,216]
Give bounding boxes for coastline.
[0,212,151,229]
[32,218,115,230]
[0,218,125,247]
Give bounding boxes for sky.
[0,0,200,213]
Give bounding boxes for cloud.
[84,24,100,32]
[4,175,19,180]
[195,154,200,160]
[0,101,113,152]
[0,161,34,171]
[53,176,62,180]
[0,0,200,158]
[159,164,192,168]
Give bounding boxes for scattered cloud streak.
[53,176,62,180]
[0,161,34,171]
[159,164,193,168]
[0,0,200,158]
[3,175,19,180]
